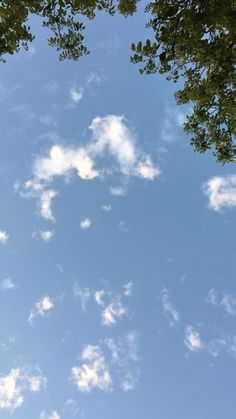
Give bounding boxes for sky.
[0,5,236,419]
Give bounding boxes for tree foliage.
[1,0,236,163]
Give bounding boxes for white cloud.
[73,282,90,312]
[102,204,112,212]
[184,326,203,352]
[136,156,161,180]
[106,331,139,391]
[203,175,236,211]
[110,186,126,196]
[118,221,130,233]
[121,372,137,392]
[0,231,9,244]
[33,145,99,183]
[70,89,83,103]
[65,399,81,417]
[71,345,112,393]
[161,287,180,326]
[160,107,187,144]
[94,290,106,306]
[206,288,236,316]
[123,282,133,297]
[40,411,60,419]
[0,368,46,411]
[40,189,58,221]
[102,298,126,326]
[80,218,91,229]
[89,115,137,176]
[0,278,16,291]
[39,230,54,242]
[28,296,54,323]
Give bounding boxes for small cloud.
[123,282,133,297]
[203,175,236,211]
[28,296,54,323]
[40,411,60,419]
[71,345,112,393]
[40,190,58,222]
[73,282,90,312]
[118,221,130,233]
[0,231,9,244]
[94,290,106,306]
[0,278,17,291]
[110,186,126,196]
[40,230,54,242]
[121,372,137,392]
[184,326,203,352]
[102,298,126,327]
[70,89,83,103]
[80,218,91,229]
[136,156,160,180]
[102,204,112,212]
[160,287,180,326]
[65,399,81,417]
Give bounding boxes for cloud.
[110,186,126,196]
[0,231,9,244]
[40,411,60,419]
[101,204,112,212]
[40,190,58,221]
[71,345,112,393]
[94,287,129,326]
[160,287,180,326]
[89,115,137,176]
[94,290,106,306]
[28,296,54,323]
[184,326,203,352]
[0,278,16,291]
[160,107,187,144]
[21,115,160,220]
[203,175,236,211]
[33,145,99,183]
[40,230,54,242]
[106,331,139,391]
[80,218,91,229]
[136,156,161,180]
[0,368,46,411]
[73,282,90,312]
[123,282,133,297]
[65,399,81,417]
[70,89,83,103]
[206,288,236,316]
[101,298,126,326]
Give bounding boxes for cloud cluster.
[94,287,129,327]
[0,368,46,411]
[207,288,236,316]
[203,175,236,211]
[71,345,112,393]
[28,296,54,323]
[21,115,160,222]
[184,326,203,352]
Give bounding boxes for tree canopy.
[1,0,236,163]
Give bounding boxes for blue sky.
[0,6,236,419]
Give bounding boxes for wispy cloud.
[160,287,180,326]
[0,278,17,291]
[73,282,90,312]
[203,175,236,211]
[28,296,54,323]
[71,345,112,393]
[123,282,133,297]
[101,204,112,212]
[70,88,83,103]
[206,288,236,316]
[110,186,126,196]
[40,411,60,419]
